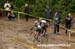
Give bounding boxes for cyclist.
[30,20,43,40]
[40,18,48,33]
[31,19,48,42]
[34,20,43,34]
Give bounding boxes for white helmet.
[34,20,38,24]
[41,20,47,23]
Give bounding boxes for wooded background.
[0,0,75,18]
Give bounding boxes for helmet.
[34,20,38,24]
[41,20,47,23]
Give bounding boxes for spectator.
[45,5,51,19]
[53,11,61,34]
[45,5,51,26]
[4,1,11,16]
[24,3,30,22]
[65,13,73,35]
[7,11,15,21]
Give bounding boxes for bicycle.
[30,25,49,44]
[38,30,48,44]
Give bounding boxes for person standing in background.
[7,11,15,21]
[24,3,30,22]
[45,5,51,19]
[45,5,51,26]
[4,0,11,16]
[65,13,73,35]
[53,11,61,34]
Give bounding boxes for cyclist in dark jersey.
[30,20,43,35]
[40,19,48,33]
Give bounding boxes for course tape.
[0,8,39,19]
[0,8,75,33]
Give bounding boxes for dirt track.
[0,17,75,49]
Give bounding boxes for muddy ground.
[0,17,75,49]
